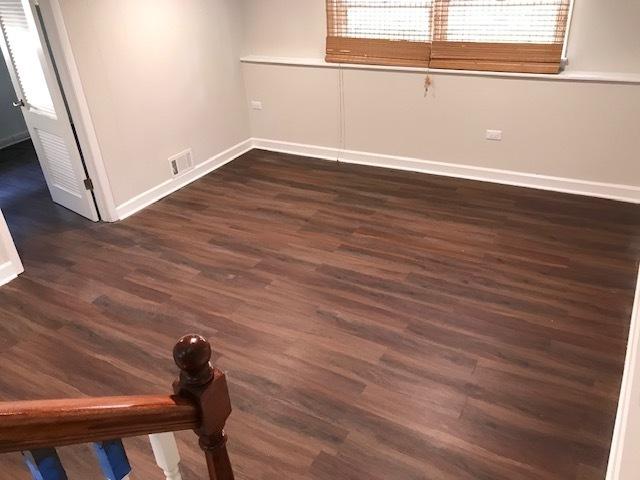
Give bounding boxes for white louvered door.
[0,0,98,220]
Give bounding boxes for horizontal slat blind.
[433,0,569,43]
[431,0,570,73]
[429,42,563,73]
[0,0,56,115]
[325,0,571,73]
[326,1,433,67]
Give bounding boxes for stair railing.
[0,334,234,480]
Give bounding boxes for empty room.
[0,1,639,479]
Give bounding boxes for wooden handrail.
[0,395,198,453]
[0,334,235,480]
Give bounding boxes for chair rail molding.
[240,55,640,85]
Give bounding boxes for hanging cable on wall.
[337,65,346,162]
[424,72,432,97]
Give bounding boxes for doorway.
[0,0,100,221]
[0,0,112,284]
[2,57,88,246]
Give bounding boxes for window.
[340,1,432,41]
[326,1,434,67]
[326,0,571,73]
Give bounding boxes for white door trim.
[606,265,640,479]
[35,0,118,222]
[0,209,23,287]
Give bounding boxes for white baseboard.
[0,260,22,287]
[0,130,30,150]
[251,138,640,204]
[606,266,640,479]
[252,138,341,162]
[114,137,640,221]
[116,139,253,220]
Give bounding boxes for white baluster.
[149,432,183,480]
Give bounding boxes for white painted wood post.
[149,433,183,480]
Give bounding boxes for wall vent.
[168,149,193,177]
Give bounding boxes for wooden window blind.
[431,0,570,73]
[326,1,434,67]
[325,0,571,73]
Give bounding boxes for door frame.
[34,0,118,222]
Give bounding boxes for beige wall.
[342,70,640,185]
[240,0,326,59]
[240,0,640,188]
[58,0,250,206]
[243,64,340,148]
[0,60,28,147]
[567,0,640,74]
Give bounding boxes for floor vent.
[168,149,193,177]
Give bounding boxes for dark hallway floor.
[0,140,91,250]
[0,147,639,479]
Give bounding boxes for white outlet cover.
[251,100,263,110]
[486,129,502,141]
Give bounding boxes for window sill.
[240,55,640,85]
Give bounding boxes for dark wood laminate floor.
[0,141,639,479]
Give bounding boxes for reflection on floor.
[0,148,639,479]
[0,140,90,249]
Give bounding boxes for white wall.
[567,0,640,74]
[0,59,28,149]
[57,0,250,208]
[0,208,23,286]
[240,0,640,191]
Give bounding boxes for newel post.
[173,335,234,480]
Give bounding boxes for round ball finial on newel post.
[173,334,214,386]
[172,334,235,480]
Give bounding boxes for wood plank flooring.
[0,141,639,479]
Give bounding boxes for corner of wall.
[0,259,23,287]
[606,265,640,479]
[0,209,23,287]
[115,137,254,221]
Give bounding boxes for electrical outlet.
[251,100,263,110]
[486,129,502,141]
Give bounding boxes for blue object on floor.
[23,448,68,480]
[92,439,132,480]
